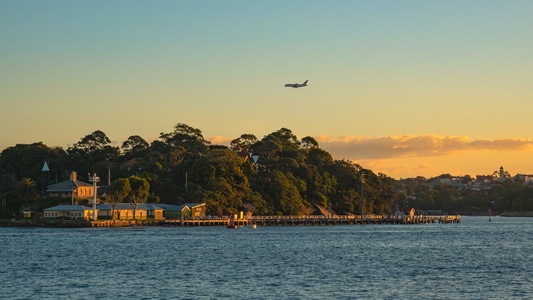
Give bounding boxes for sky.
[1,0,532,179]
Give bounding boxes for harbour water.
[1,216,532,299]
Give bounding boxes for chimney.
[70,171,77,181]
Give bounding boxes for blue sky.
[1,0,532,179]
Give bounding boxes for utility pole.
[360,173,365,222]
[88,173,100,221]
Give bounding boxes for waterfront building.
[96,203,164,220]
[155,203,191,219]
[43,205,94,220]
[45,171,95,201]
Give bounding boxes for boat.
[227,214,237,229]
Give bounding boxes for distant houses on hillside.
[421,166,533,191]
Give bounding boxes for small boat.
[227,214,237,229]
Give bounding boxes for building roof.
[46,171,93,193]
[44,205,93,211]
[46,180,92,192]
[96,203,164,211]
[142,204,164,210]
[156,203,191,211]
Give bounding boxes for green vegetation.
[1,123,532,219]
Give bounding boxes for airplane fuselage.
[284,80,308,88]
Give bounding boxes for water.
[1,216,532,299]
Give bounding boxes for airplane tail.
[303,80,308,86]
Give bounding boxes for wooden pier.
[163,217,249,227]
[162,215,460,227]
[0,215,460,228]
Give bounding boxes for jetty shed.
[95,203,164,220]
[43,205,94,220]
[188,203,206,218]
[156,203,191,219]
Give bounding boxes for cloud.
[314,135,533,160]
[208,136,233,145]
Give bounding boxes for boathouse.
[43,205,94,220]
[189,203,206,218]
[155,203,206,219]
[156,203,191,219]
[96,203,164,220]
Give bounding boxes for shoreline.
[500,211,533,217]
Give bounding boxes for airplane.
[284,80,308,88]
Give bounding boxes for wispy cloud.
[315,135,533,160]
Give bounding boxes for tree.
[128,176,150,219]
[204,177,240,215]
[121,135,149,159]
[429,184,459,213]
[68,130,119,175]
[251,128,304,174]
[263,170,303,215]
[17,177,39,209]
[230,134,258,152]
[301,136,319,149]
[159,123,210,158]
[295,164,327,207]
[106,178,131,220]
[0,142,61,190]
[73,130,111,153]
[306,148,333,172]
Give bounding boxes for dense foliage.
[1,124,532,218]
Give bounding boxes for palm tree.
[17,178,39,213]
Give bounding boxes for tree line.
[1,123,532,218]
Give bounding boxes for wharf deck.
[162,215,460,227]
[163,217,249,227]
